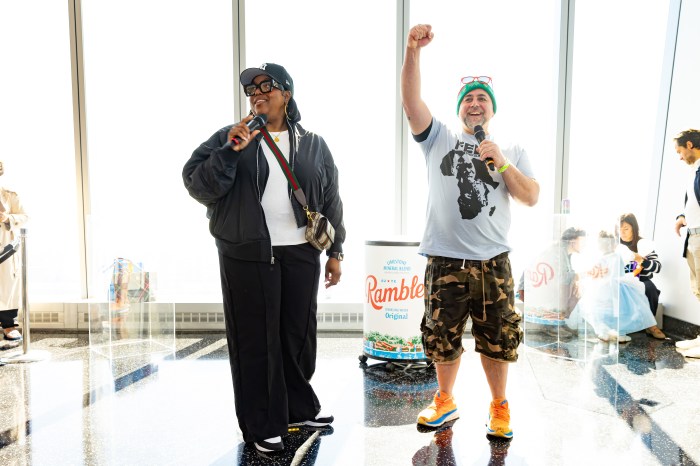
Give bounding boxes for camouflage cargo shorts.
[421,252,523,363]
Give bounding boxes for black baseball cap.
[240,63,294,94]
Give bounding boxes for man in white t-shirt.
[673,129,700,355]
[401,24,540,439]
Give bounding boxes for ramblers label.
[363,245,427,361]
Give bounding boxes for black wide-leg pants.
[0,309,18,328]
[219,243,322,443]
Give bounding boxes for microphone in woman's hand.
[474,125,495,170]
[230,114,268,146]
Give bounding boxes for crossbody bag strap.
[260,127,309,210]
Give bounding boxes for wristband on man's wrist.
[498,159,511,173]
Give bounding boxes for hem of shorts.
[475,349,518,364]
[430,348,465,365]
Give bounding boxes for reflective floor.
[0,330,698,465]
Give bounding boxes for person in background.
[402,24,539,440]
[558,227,586,319]
[580,231,658,343]
[518,227,584,308]
[673,129,700,355]
[0,161,29,342]
[518,227,585,337]
[183,63,345,453]
[618,213,665,339]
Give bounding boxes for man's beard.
[462,112,485,130]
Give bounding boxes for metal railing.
[1,229,50,363]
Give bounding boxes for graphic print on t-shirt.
[439,139,500,220]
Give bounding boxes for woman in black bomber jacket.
[182,63,345,454]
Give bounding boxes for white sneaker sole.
[678,347,700,358]
[675,338,700,350]
[302,420,332,427]
[289,417,334,428]
[254,441,283,452]
[417,408,460,427]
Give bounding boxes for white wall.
[653,0,700,326]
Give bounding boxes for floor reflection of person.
[411,425,511,466]
[411,426,456,466]
[0,161,28,343]
[487,437,512,466]
[620,338,685,375]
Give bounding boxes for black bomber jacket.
[183,121,345,263]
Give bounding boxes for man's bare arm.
[401,24,434,135]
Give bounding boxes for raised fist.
[407,24,434,49]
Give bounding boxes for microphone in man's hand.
[474,125,495,171]
[230,114,268,146]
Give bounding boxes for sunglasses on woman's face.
[243,79,285,97]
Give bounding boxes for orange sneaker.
[417,390,459,428]
[486,399,513,439]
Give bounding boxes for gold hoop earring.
[284,103,289,119]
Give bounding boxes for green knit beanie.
[456,82,497,115]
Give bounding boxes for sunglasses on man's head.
[461,76,493,86]
[243,79,285,97]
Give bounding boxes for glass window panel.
[568,0,670,226]
[81,0,233,301]
[663,0,700,175]
[0,2,81,300]
[655,1,700,326]
[408,0,561,276]
[245,0,397,302]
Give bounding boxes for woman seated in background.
[580,231,661,343]
[618,213,666,339]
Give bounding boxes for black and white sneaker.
[254,436,284,453]
[291,412,334,428]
